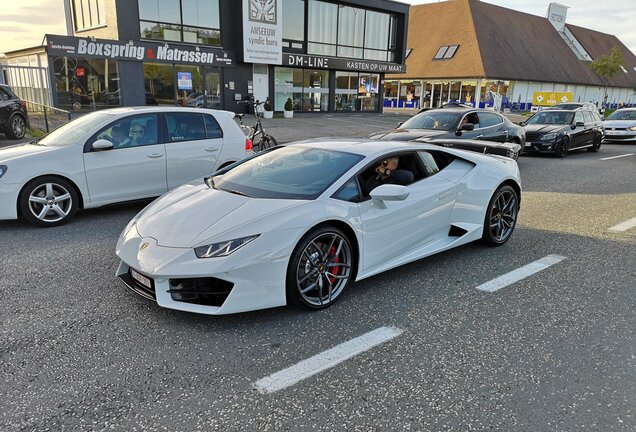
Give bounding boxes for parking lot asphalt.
[0,112,634,431]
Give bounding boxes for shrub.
[284,97,293,111]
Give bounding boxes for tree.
[589,47,626,108]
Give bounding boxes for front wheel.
[19,176,79,227]
[587,134,602,152]
[257,134,277,151]
[286,226,354,310]
[556,136,569,158]
[481,185,519,246]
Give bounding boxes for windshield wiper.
[224,189,249,197]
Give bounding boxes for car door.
[358,151,457,271]
[0,87,14,129]
[570,111,588,147]
[475,112,508,142]
[582,110,596,145]
[83,113,168,203]
[164,112,223,189]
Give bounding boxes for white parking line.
[609,216,636,232]
[254,326,403,394]
[476,255,567,293]
[599,153,634,161]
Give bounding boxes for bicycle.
[236,99,278,152]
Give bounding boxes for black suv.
[522,108,604,157]
[0,84,28,139]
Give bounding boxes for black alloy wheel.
[587,134,602,152]
[482,185,519,246]
[258,134,277,151]
[286,226,354,310]
[556,136,570,158]
[8,115,26,139]
[19,176,79,227]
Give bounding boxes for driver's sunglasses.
[131,129,143,134]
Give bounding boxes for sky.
[0,0,635,55]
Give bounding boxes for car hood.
[369,128,448,141]
[524,124,567,134]
[603,120,636,128]
[0,143,61,163]
[136,182,304,248]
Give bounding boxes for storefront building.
[2,0,408,113]
[387,0,636,111]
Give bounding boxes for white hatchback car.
[0,107,253,226]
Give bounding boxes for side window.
[332,178,361,203]
[418,151,440,176]
[93,114,159,150]
[165,112,206,142]
[204,115,223,139]
[477,112,503,128]
[575,111,584,124]
[0,89,8,101]
[582,111,593,123]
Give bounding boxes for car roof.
[289,138,445,157]
[93,106,236,118]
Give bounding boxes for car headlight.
[627,126,636,131]
[0,165,7,179]
[194,235,259,258]
[540,133,558,141]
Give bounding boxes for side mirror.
[397,121,404,128]
[575,121,585,127]
[369,184,409,209]
[92,139,114,151]
[459,123,474,131]
[518,121,526,126]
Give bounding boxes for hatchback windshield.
[37,112,115,146]
[212,146,364,199]
[605,110,636,121]
[400,111,461,131]
[526,111,574,125]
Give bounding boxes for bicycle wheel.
[258,134,277,151]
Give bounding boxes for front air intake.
[168,277,234,307]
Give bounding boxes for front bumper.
[602,131,636,142]
[0,180,20,220]
[115,224,300,315]
[524,140,559,153]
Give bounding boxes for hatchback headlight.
[627,126,636,131]
[194,235,259,258]
[540,133,558,141]
[0,165,7,179]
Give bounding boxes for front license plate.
[130,268,152,289]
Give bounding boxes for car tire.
[556,136,569,158]
[286,226,354,310]
[481,185,519,246]
[19,176,79,227]
[587,134,602,152]
[258,134,277,151]
[7,115,26,139]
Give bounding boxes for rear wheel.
[556,136,569,158]
[7,115,26,139]
[19,176,79,227]
[587,134,602,152]
[258,134,277,151]
[481,185,518,246]
[286,226,353,310]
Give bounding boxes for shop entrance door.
[252,64,269,107]
[203,68,222,109]
[431,83,449,108]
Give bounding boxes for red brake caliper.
[328,246,340,284]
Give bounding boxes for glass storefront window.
[144,62,175,104]
[52,56,119,111]
[461,81,477,106]
[308,0,337,46]
[275,67,330,112]
[283,0,305,41]
[143,63,221,108]
[359,73,379,111]
[336,71,358,111]
[338,6,365,50]
[449,81,461,102]
[138,0,221,46]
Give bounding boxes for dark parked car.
[370,107,525,160]
[0,84,28,139]
[522,108,604,157]
[544,102,598,112]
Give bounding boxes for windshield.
[38,112,115,146]
[526,111,574,125]
[606,110,636,121]
[212,146,364,200]
[400,111,461,131]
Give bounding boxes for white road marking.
[599,153,634,161]
[476,255,567,293]
[253,326,403,394]
[609,216,636,232]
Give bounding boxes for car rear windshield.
[526,111,574,125]
[606,110,636,121]
[400,111,461,131]
[211,146,364,200]
[37,112,115,146]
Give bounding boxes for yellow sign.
[532,91,574,106]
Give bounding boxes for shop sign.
[532,91,574,106]
[282,53,406,73]
[242,0,283,64]
[177,72,193,90]
[45,34,234,67]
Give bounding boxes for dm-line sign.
[282,53,406,73]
